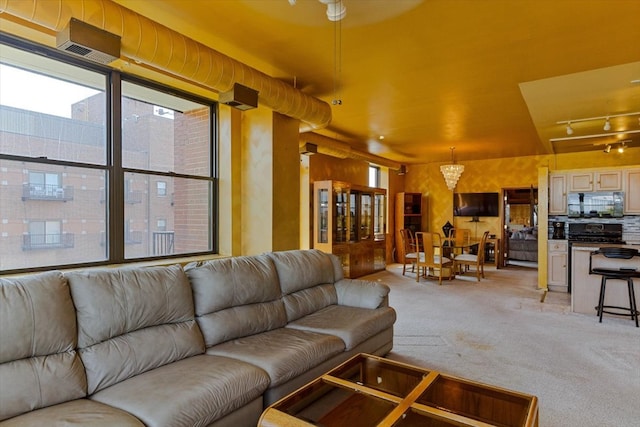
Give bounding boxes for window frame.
[0,34,218,274]
[157,180,167,196]
[369,165,381,188]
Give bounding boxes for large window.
[0,38,216,273]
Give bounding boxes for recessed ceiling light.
[379,135,385,140]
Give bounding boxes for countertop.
[570,244,639,315]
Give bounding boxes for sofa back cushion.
[0,272,87,421]
[185,254,286,347]
[267,250,339,322]
[66,264,204,395]
[268,249,336,293]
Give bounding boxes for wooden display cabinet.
[313,180,386,278]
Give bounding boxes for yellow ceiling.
[95,1,640,163]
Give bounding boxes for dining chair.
[453,231,490,281]
[415,231,453,285]
[399,228,419,275]
[452,228,472,254]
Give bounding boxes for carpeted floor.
[361,263,640,427]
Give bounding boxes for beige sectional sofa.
[0,249,395,426]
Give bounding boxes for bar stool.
[589,247,639,327]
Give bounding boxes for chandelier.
[440,147,464,191]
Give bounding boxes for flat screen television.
[453,192,500,217]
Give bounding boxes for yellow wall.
[309,154,369,185]
[405,149,640,238]
[272,113,301,251]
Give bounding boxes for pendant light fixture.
[440,147,464,191]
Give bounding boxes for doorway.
[502,187,538,268]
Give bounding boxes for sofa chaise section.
[270,250,396,353]
[186,249,396,406]
[266,250,396,400]
[66,264,270,427]
[185,254,347,405]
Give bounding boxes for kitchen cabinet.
[623,168,640,214]
[547,240,567,292]
[548,173,567,214]
[313,180,386,278]
[568,170,622,192]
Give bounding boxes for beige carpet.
[361,264,640,427]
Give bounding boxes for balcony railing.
[22,184,74,201]
[125,230,144,244]
[126,191,143,204]
[153,231,175,255]
[23,233,74,250]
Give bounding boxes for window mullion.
[109,71,125,263]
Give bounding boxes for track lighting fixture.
[618,142,626,153]
[566,123,574,135]
[558,111,640,128]
[603,144,611,153]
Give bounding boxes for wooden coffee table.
[259,353,538,427]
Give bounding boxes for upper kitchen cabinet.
[568,170,622,192]
[549,173,567,215]
[623,168,640,214]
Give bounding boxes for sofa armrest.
[334,279,390,309]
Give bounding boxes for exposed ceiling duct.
[301,132,405,172]
[0,0,332,131]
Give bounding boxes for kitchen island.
[571,243,639,316]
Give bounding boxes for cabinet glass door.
[317,188,329,243]
[374,192,386,240]
[349,192,358,242]
[335,188,348,243]
[360,192,372,240]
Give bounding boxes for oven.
[567,223,624,292]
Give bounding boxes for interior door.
[502,187,538,267]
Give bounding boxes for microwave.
[567,191,624,218]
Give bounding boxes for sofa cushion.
[282,283,337,322]
[0,272,86,421]
[286,305,397,350]
[206,328,344,387]
[329,252,345,281]
[0,399,145,426]
[66,264,204,394]
[89,355,269,427]
[196,300,287,347]
[267,249,336,294]
[186,255,287,346]
[335,279,390,309]
[186,254,281,313]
